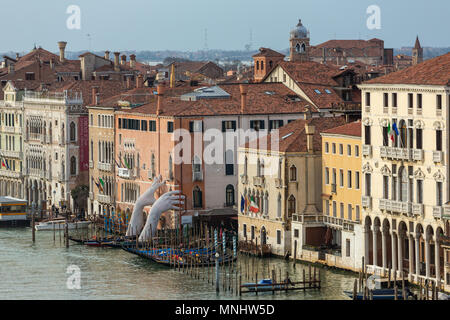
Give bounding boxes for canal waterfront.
[0,228,357,300]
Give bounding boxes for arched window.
[256,61,260,70]
[278,159,282,180]
[70,156,77,175]
[295,43,301,52]
[168,155,173,180]
[226,184,235,206]
[150,154,155,178]
[264,192,269,215]
[257,158,261,177]
[261,61,264,70]
[193,155,202,181]
[301,43,306,53]
[288,195,296,217]
[269,60,273,69]
[399,120,407,148]
[225,150,234,175]
[290,165,297,181]
[193,186,203,208]
[244,156,248,176]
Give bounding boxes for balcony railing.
[97,194,112,204]
[0,170,21,178]
[1,150,23,159]
[412,203,424,216]
[362,196,372,209]
[433,206,443,219]
[253,176,265,187]
[292,213,323,224]
[433,151,443,163]
[118,168,130,178]
[379,199,412,215]
[193,171,203,182]
[98,162,112,172]
[362,145,372,157]
[380,146,424,162]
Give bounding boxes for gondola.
[343,288,414,300]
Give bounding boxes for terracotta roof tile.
[321,120,361,137]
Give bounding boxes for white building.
[358,52,450,287]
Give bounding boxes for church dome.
[290,19,308,39]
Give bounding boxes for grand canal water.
[0,228,357,300]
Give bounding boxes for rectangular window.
[437,182,443,206]
[325,142,329,153]
[339,144,343,155]
[346,239,351,257]
[383,176,389,199]
[417,180,423,204]
[250,120,265,131]
[339,169,344,187]
[383,93,388,107]
[417,93,422,108]
[222,120,236,132]
[436,130,443,151]
[277,230,281,245]
[340,203,344,219]
[416,128,423,149]
[355,171,360,189]
[392,93,398,107]
[167,121,174,133]
[347,171,352,188]
[269,120,284,131]
[294,229,299,238]
[332,201,337,217]
[149,120,156,131]
[325,167,330,185]
[251,226,255,240]
[437,94,442,110]
[141,120,147,131]
[408,93,413,108]
[364,125,371,145]
[325,200,330,215]
[355,205,360,221]
[347,145,351,156]
[189,120,203,132]
[365,173,371,196]
[243,224,247,238]
[383,126,389,146]
[332,143,336,154]
[365,92,370,107]
[348,204,352,220]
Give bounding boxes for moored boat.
[35,219,91,231]
[344,288,414,300]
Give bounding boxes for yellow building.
[321,121,363,271]
[237,115,347,257]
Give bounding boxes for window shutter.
[222,121,225,132]
[260,120,265,130]
[232,121,236,131]
[189,121,193,132]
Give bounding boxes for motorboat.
[35,219,91,231]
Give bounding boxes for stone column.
[425,234,431,279]
[372,225,379,266]
[398,232,403,274]
[409,235,414,280]
[391,232,397,272]
[364,227,370,266]
[435,235,441,285]
[382,229,387,270]
[415,233,420,280]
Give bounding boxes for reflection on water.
[0,228,355,300]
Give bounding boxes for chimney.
[104,51,110,60]
[239,84,248,114]
[121,55,126,65]
[113,52,120,71]
[15,53,19,60]
[136,74,144,89]
[92,87,99,105]
[303,105,312,120]
[305,123,315,153]
[130,54,136,68]
[156,83,165,115]
[57,41,67,63]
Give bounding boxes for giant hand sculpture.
[138,190,185,241]
[126,175,166,237]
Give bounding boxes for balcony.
[362,196,372,209]
[240,174,248,185]
[97,194,112,204]
[433,151,443,163]
[433,206,443,219]
[0,170,21,178]
[253,176,265,187]
[412,203,424,216]
[362,145,372,157]
[1,126,20,134]
[148,170,155,179]
[98,162,112,172]
[1,150,23,159]
[379,199,412,215]
[412,149,424,161]
[274,178,282,188]
[117,168,130,178]
[193,171,203,182]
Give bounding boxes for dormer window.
[25,72,35,80]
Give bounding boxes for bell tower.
[412,36,423,65]
[289,19,310,62]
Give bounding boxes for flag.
[123,157,130,169]
[1,158,6,168]
[387,122,394,142]
[392,122,399,136]
[240,195,245,213]
[249,196,259,213]
[98,177,105,187]
[95,180,103,193]
[115,159,120,168]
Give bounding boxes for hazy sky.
[2,0,449,52]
